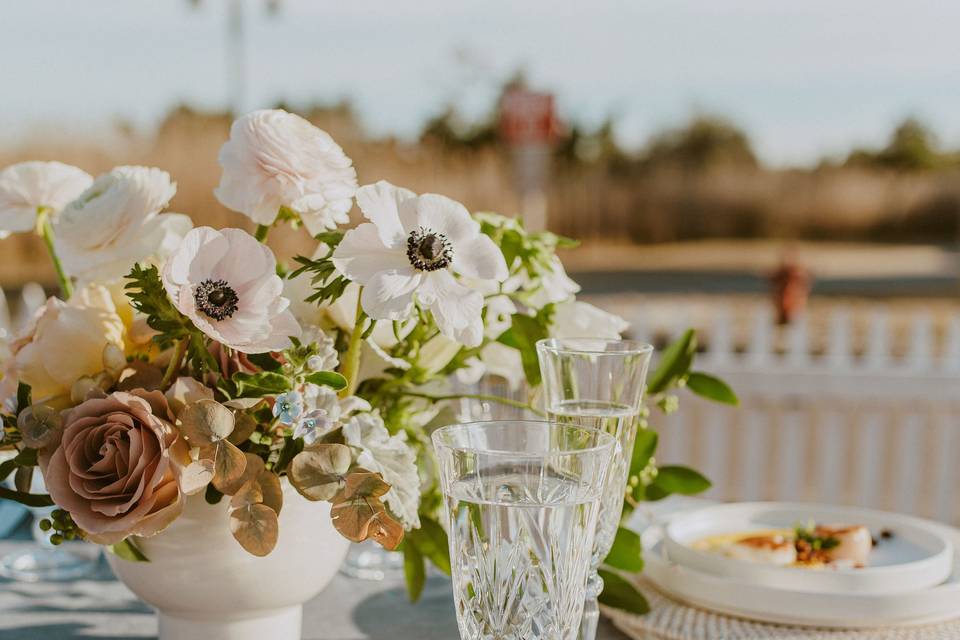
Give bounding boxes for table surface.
[0,527,630,640]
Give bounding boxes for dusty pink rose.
[40,390,183,544]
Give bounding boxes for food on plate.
[693,521,884,569]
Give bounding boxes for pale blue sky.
[1,0,959,166]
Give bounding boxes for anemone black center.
[194,279,239,321]
[407,227,453,271]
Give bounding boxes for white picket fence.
[615,300,960,525]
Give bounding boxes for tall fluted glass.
[433,420,615,640]
[536,338,653,640]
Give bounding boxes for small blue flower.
[293,409,331,445]
[272,391,303,426]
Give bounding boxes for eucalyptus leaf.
[402,541,426,602]
[597,568,650,615]
[180,399,235,445]
[686,371,739,406]
[230,503,279,557]
[209,439,248,494]
[179,458,215,495]
[304,371,347,390]
[289,444,351,501]
[14,466,33,494]
[227,412,258,445]
[256,470,283,515]
[230,479,265,509]
[603,526,644,572]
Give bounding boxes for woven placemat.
[603,578,960,640]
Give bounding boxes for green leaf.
[247,352,282,372]
[107,538,149,562]
[629,428,658,476]
[407,516,451,576]
[0,486,54,508]
[686,372,739,406]
[498,311,551,387]
[16,383,31,415]
[304,371,347,390]
[0,448,38,482]
[402,540,426,603]
[647,329,696,395]
[232,371,292,398]
[204,484,224,505]
[653,465,711,496]
[603,526,644,572]
[597,568,650,615]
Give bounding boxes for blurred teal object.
[0,501,27,539]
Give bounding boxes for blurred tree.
[846,118,957,170]
[641,116,758,169]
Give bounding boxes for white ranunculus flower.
[1,285,125,402]
[342,411,421,529]
[508,254,580,309]
[477,299,629,391]
[215,109,358,235]
[55,166,191,283]
[0,161,93,238]
[551,300,629,339]
[161,226,302,354]
[331,181,508,348]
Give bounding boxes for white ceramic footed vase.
[106,480,350,640]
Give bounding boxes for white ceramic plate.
[664,502,953,594]
[644,523,960,628]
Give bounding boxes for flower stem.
[339,289,366,398]
[160,338,189,389]
[37,208,73,300]
[254,224,270,243]
[401,391,545,417]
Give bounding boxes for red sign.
[499,89,561,146]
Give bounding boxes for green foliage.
[125,264,218,374]
[288,232,350,307]
[15,383,31,415]
[497,305,554,387]
[402,540,427,602]
[647,329,696,395]
[405,516,451,576]
[232,371,292,398]
[597,568,650,615]
[604,526,644,572]
[107,538,149,562]
[304,371,347,390]
[629,428,658,477]
[648,465,711,498]
[686,372,739,405]
[0,486,54,508]
[642,115,757,169]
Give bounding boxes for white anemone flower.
[215,109,358,235]
[55,166,191,283]
[0,161,92,238]
[331,181,508,347]
[161,226,301,354]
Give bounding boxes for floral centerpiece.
[0,109,734,634]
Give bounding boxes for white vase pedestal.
[158,606,302,640]
[107,480,350,640]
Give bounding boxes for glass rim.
[536,337,654,356]
[431,419,616,459]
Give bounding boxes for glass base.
[339,540,403,581]
[0,547,99,582]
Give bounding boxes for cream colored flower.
[3,285,124,402]
[162,227,301,354]
[215,109,358,235]
[55,166,191,283]
[0,161,92,238]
